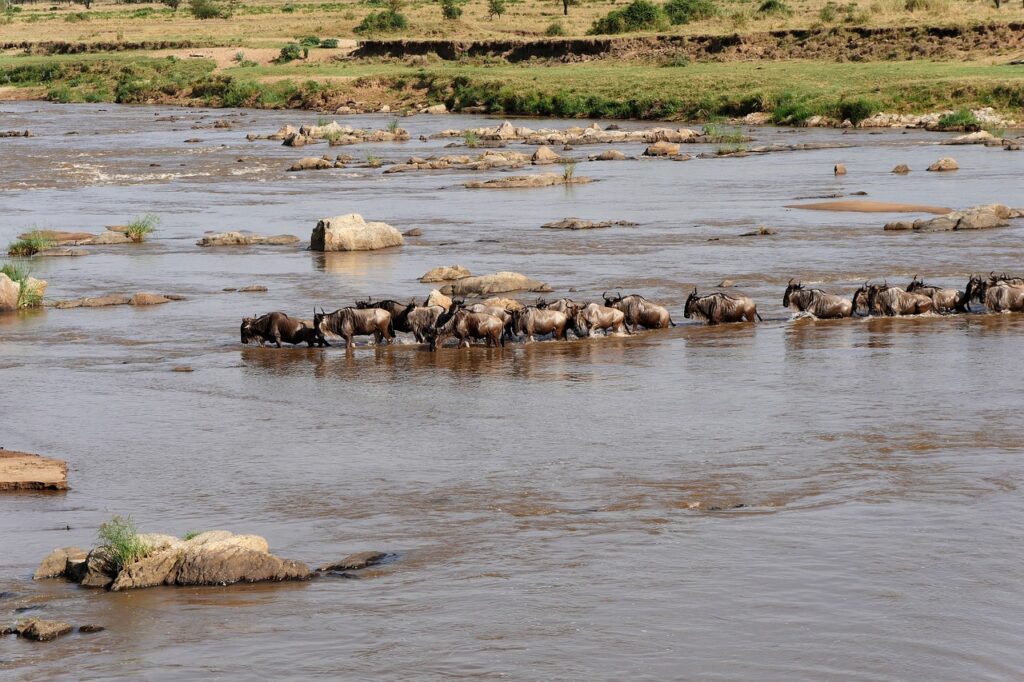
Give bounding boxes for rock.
[944,131,996,145]
[403,228,423,237]
[310,214,404,252]
[439,272,551,296]
[739,226,776,237]
[834,163,846,176]
[744,112,772,125]
[172,366,194,372]
[34,547,87,579]
[65,555,88,583]
[719,279,734,287]
[495,121,517,140]
[482,296,525,311]
[0,273,18,312]
[892,164,911,174]
[531,146,560,165]
[16,619,73,642]
[464,173,591,189]
[423,103,447,115]
[129,293,171,306]
[288,157,333,171]
[0,451,68,491]
[38,248,88,257]
[239,284,268,292]
[420,265,471,282]
[591,150,626,161]
[79,548,117,589]
[426,289,452,310]
[109,546,183,591]
[196,232,300,247]
[643,141,680,157]
[883,220,914,231]
[901,204,1013,232]
[79,625,105,633]
[172,540,310,587]
[540,218,637,230]
[926,157,959,172]
[85,230,132,245]
[317,551,387,572]
[20,230,94,245]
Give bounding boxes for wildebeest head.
[313,307,328,334]
[683,288,700,319]
[906,275,926,293]
[602,291,623,307]
[782,279,802,308]
[851,282,871,313]
[571,309,591,338]
[535,297,549,309]
[240,316,258,344]
[355,299,374,309]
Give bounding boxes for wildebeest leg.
[345,334,355,349]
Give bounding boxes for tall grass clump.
[703,122,745,143]
[386,117,400,133]
[440,0,462,19]
[188,0,232,18]
[97,515,152,571]
[545,20,566,35]
[7,231,53,257]
[464,129,480,147]
[125,213,159,242]
[562,160,577,182]
[937,108,980,130]
[664,0,717,24]
[1,263,43,308]
[837,96,879,124]
[756,0,792,15]
[589,0,666,34]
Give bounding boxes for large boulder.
[439,272,552,296]
[426,289,452,310]
[420,265,471,282]
[172,537,309,586]
[16,619,73,642]
[643,141,680,157]
[288,157,333,172]
[893,204,1013,232]
[310,214,404,252]
[591,149,626,161]
[34,547,87,579]
[531,146,561,165]
[926,157,959,172]
[0,273,18,312]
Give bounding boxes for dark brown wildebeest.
[571,303,629,337]
[241,312,329,348]
[905,276,968,314]
[508,306,570,342]
[602,292,673,330]
[782,280,853,319]
[427,308,504,350]
[355,298,412,335]
[314,307,393,348]
[684,289,761,324]
[865,284,934,316]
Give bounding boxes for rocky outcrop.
[0,450,68,491]
[288,157,335,171]
[420,265,471,282]
[50,293,183,309]
[19,230,94,245]
[384,151,529,173]
[531,146,561,165]
[0,129,33,138]
[883,204,1015,231]
[426,289,453,310]
[0,273,19,312]
[34,547,86,578]
[643,141,681,157]
[482,296,525,311]
[439,272,552,296]
[590,149,627,161]
[927,157,959,171]
[250,122,410,146]
[892,164,911,174]
[128,293,171,306]
[944,131,997,145]
[540,218,638,230]
[86,230,133,245]
[310,214,404,252]
[16,619,73,642]
[196,232,300,247]
[464,173,592,189]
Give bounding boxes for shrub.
[441,0,462,19]
[7,231,53,257]
[97,516,152,571]
[487,0,506,17]
[188,0,231,18]
[819,0,838,20]
[386,117,400,133]
[366,154,382,167]
[464,129,479,148]
[937,108,981,131]
[562,160,576,182]
[664,0,717,24]
[232,50,245,63]
[298,35,321,46]
[756,0,792,15]
[905,0,946,10]
[588,0,666,34]
[545,20,565,35]
[161,0,181,9]
[1,263,44,308]
[125,213,158,242]
[355,9,407,33]
[320,38,339,48]
[837,97,878,124]
[661,53,690,67]
[277,43,303,62]
[64,11,90,22]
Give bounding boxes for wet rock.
[643,141,680,157]
[196,232,300,247]
[719,279,734,287]
[531,145,561,165]
[540,218,637,230]
[426,289,452,310]
[78,625,105,633]
[238,284,268,293]
[34,547,87,579]
[84,230,132,245]
[172,366,194,373]
[590,149,627,161]
[38,248,88,257]
[0,451,68,491]
[79,548,117,589]
[171,539,310,587]
[944,131,996,145]
[17,619,72,642]
[0,273,18,312]
[317,551,387,572]
[0,129,33,138]
[420,265,471,283]
[483,296,525,311]
[739,226,776,237]
[310,214,404,252]
[926,157,959,172]
[109,547,183,591]
[184,138,202,144]
[892,204,1013,232]
[883,220,914,231]
[834,163,846,175]
[20,230,94,245]
[403,228,423,237]
[288,157,334,171]
[422,103,447,115]
[464,173,592,189]
[439,272,552,296]
[129,293,172,306]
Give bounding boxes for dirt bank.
[0,450,68,491]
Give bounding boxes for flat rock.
[311,214,404,252]
[79,625,105,633]
[129,293,171,306]
[927,157,959,171]
[239,284,268,292]
[944,131,996,145]
[84,230,132,245]
[34,547,87,579]
[17,619,72,642]
[19,230,94,245]
[198,231,299,247]
[317,551,387,572]
[0,451,68,491]
[38,248,88,257]
[464,173,591,189]
[889,204,1013,231]
[439,272,551,296]
[420,265,471,282]
[540,218,638,230]
[643,141,681,157]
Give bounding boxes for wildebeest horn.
[788,278,794,285]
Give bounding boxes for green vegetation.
[665,0,717,25]
[386,117,400,132]
[562,160,577,181]
[487,0,506,18]
[545,19,566,35]
[757,0,792,15]
[366,153,382,167]
[298,34,321,46]
[703,122,745,143]
[0,262,43,308]
[356,8,407,32]
[441,0,462,20]
[321,38,339,48]
[7,231,53,257]
[277,43,303,62]
[937,107,981,130]
[188,0,233,18]
[589,0,666,34]
[182,529,202,540]
[716,143,747,155]
[983,124,1006,138]
[125,213,159,242]
[464,129,479,147]
[97,515,152,571]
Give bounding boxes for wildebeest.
[536,297,579,315]
[571,303,629,337]
[782,280,853,319]
[984,282,1024,312]
[241,312,328,348]
[508,306,570,342]
[602,292,673,330]
[314,307,393,348]
[427,308,505,350]
[865,285,934,316]
[404,303,446,342]
[684,289,761,324]
[905,276,968,314]
[355,299,410,335]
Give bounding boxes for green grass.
[125,213,159,242]
[386,117,400,133]
[183,529,202,540]
[464,129,480,147]
[937,107,981,130]
[702,122,745,143]
[1,262,43,308]
[366,153,382,167]
[563,160,577,181]
[97,515,152,571]
[7,230,53,257]
[589,0,667,35]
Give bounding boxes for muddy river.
[1,102,1023,680]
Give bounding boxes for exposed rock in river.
[196,232,300,247]
[0,450,68,491]
[0,273,20,312]
[16,619,72,642]
[384,150,530,174]
[311,214,404,252]
[464,173,592,189]
[541,218,638,230]
[317,551,388,572]
[884,204,1017,232]
[440,121,699,146]
[440,272,552,296]
[50,293,183,309]
[420,265,471,282]
[426,289,453,310]
[927,157,959,172]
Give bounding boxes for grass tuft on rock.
[1,262,42,308]
[97,515,152,571]
[7,231,53,257]
[937,108,981,130]
[125,213,159,242]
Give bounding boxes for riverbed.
[1,102,1023,680]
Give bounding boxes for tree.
[488,0,505,18]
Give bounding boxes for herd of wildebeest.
[239,273,1024,349]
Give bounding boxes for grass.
[386,117,400,133]
[7,231,53,257]
[1,262,44,308]
[936,107,981,130]
[366,153,382,167]
[562,160,577,181]
[703,122,745,143]
[716,143,747,154]
[97,515,152,571]
[125,213,159,242]
[183,529,202,540]
[464,129,480,147]
[589,0,667,35]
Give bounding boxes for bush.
[937,108,981,131]
[298,35,321,46]
[188,0,231,18]
[355,9,407,33]
[588,0,666,34]
[837,97,878,124]
[756,0,792,15]
[819,0,838,20]
[441,0,462,19]
[487,0,506,17]
[161,0,181,9]
[545,20,565,35]
[97,516,152,571]
[664,0,717,24]
[7,231,53,257]
[320,38,339,48]
[277,43,303,62]
[125,213,159,242]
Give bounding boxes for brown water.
[1,103,1024,680]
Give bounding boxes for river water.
[1,102,1023,680]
